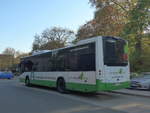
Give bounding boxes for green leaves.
[121,0,150,72]
[32,27,75,51]
[88,0,150,72]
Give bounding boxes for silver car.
[131,74,150,90]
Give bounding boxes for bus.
[19,36,130,93]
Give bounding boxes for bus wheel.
[25,77,31,87]
[57,78,66,93]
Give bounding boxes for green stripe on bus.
[20,79,130,92]
[20,78,25,83]
[30,80,56,87]
[96,80,130,91]
[66,82,97,92]
[66,80,130,92]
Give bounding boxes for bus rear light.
[123,54,128,61]
[99,70,101,75]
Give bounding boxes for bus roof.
[22,36,124,59]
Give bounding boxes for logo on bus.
[119,68,123,74]
[110,68,125,75]
[79,72,88,81]
[70,72,88,82]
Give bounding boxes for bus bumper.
[96,80,130,91]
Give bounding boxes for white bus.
[19,36,130,93]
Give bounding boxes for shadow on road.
[22,83,122,102]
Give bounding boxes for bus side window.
[26,60,33,71]
[48,58,53,71]
[19,63,25,73]
[68,52,78,71]
[32,62,38,72]
[66,42,95,71]
[78,53,95,71]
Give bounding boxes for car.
[0,72,14,79]
[130,73,150,90]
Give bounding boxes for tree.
[121,0,150,53]
[94,5,126,35]
[1,47,29,71]
[76,0,150,72]
[76,0,131,41]
[121,0,150,72]
[32,27,75,51]
[32,34,42,51]
[76,20,97,41]
[2,47,16,56]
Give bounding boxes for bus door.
[30,71,34,80]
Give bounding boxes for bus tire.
[57,78,66,93]
[25,77,31,87]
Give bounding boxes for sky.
[0,0,94,53]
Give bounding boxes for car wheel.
[57,78,66,93]
[25,77,31,86]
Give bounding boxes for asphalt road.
[0,78,150,113]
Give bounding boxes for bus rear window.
[103,37,128,66]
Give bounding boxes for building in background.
[0,54,14,71]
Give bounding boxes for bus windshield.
[103,37,128,66]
